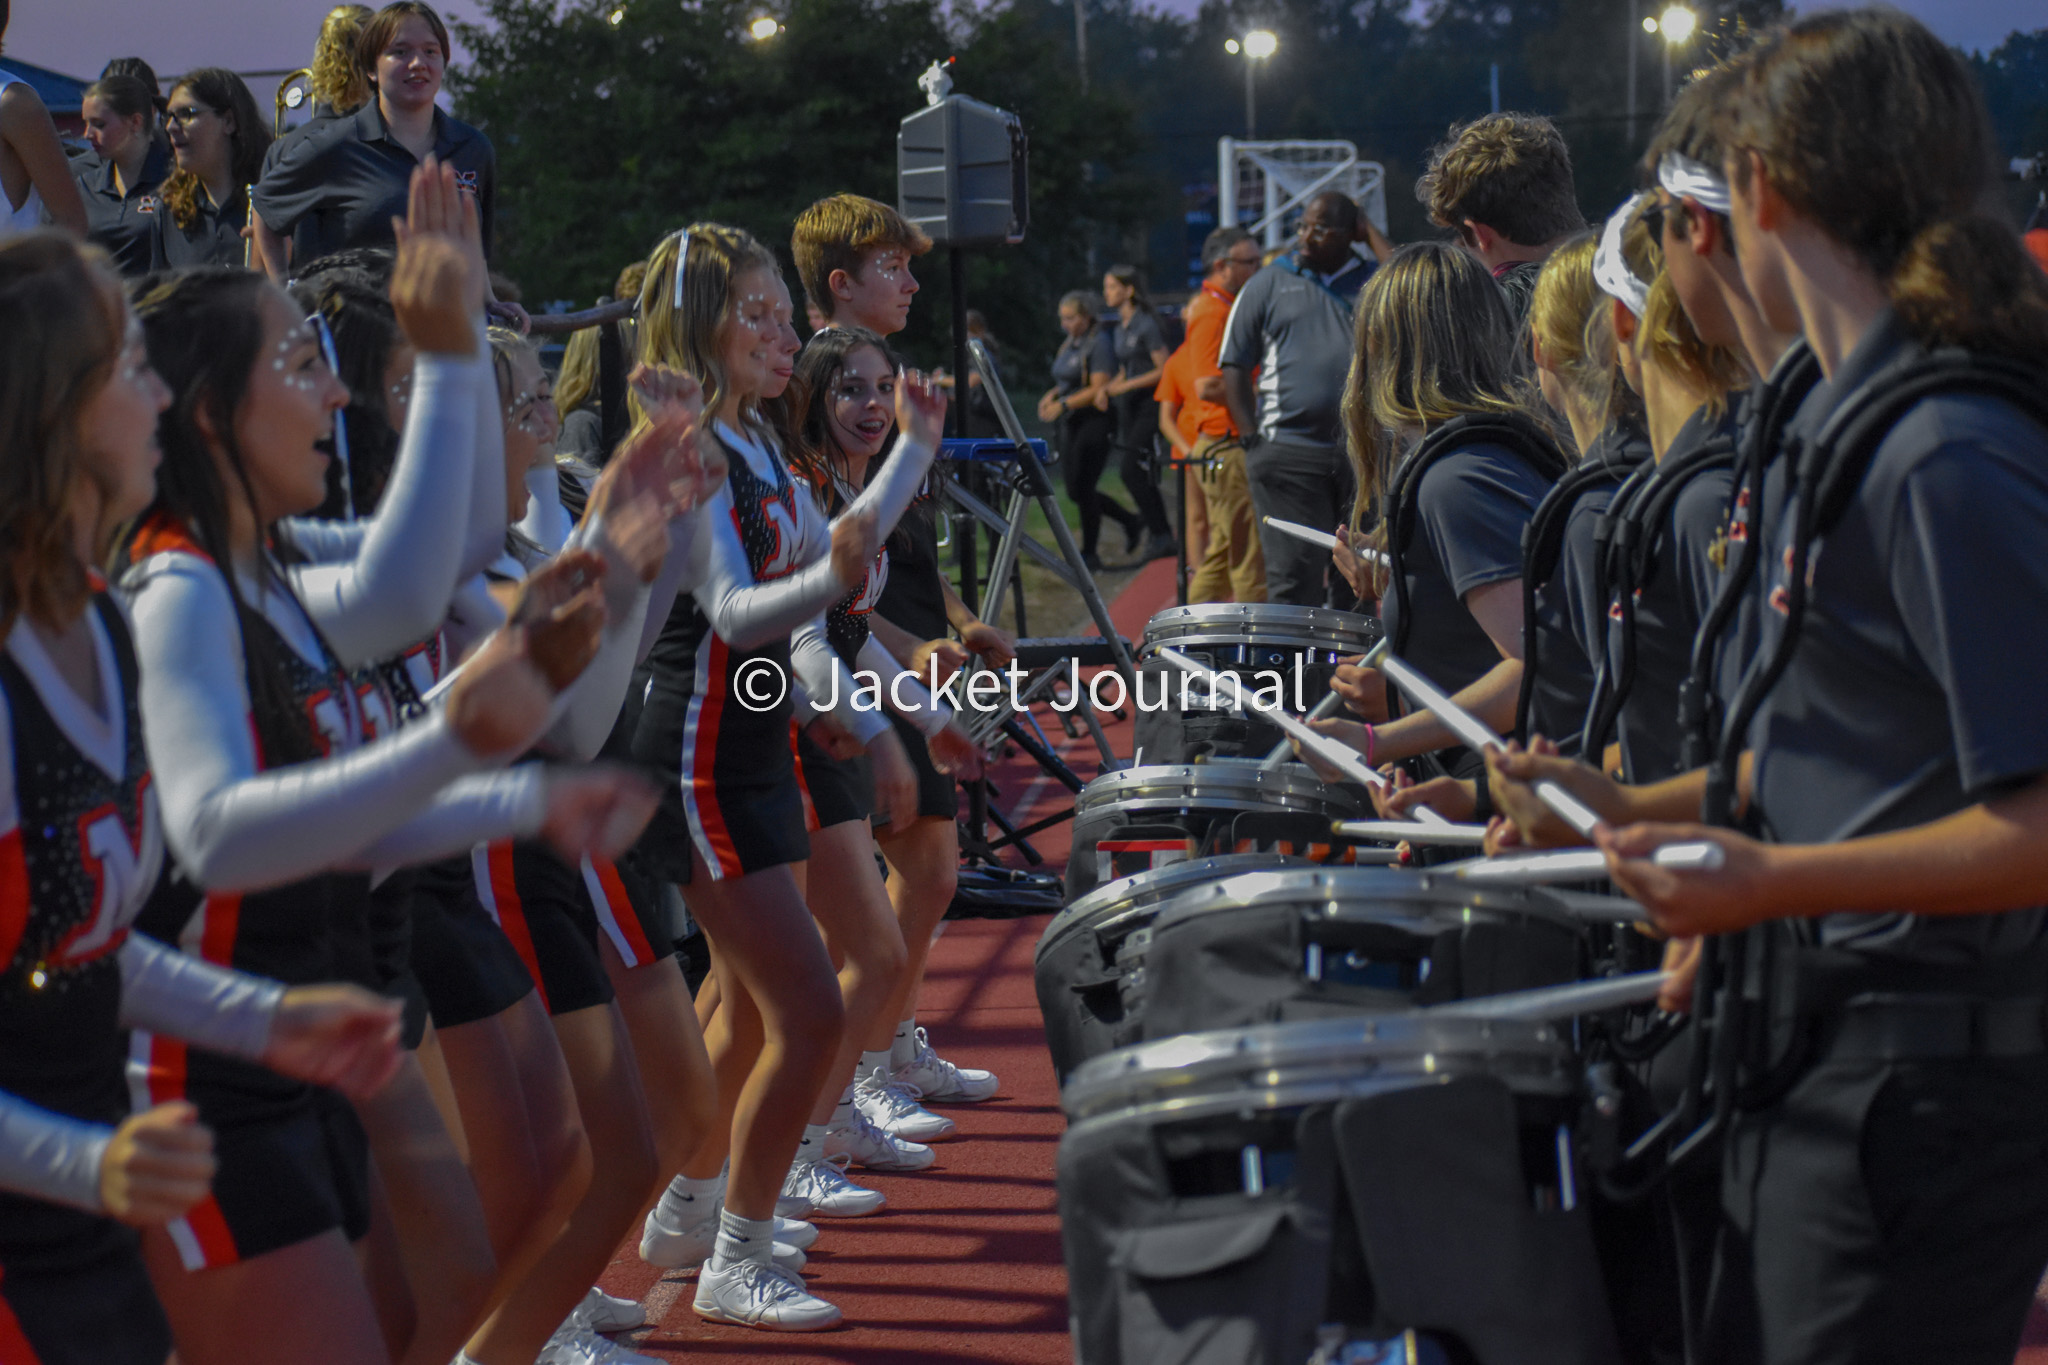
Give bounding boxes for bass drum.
[1058,1014,1620,1365]
[1034,852,1302,1084]
[1132,603,1381,764]
[1116,865,1611,1047]
[1065,761,1367,904]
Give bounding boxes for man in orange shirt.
[1165,226,1265,603]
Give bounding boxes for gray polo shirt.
[254,102,496,264]
[1217,252,1373,448]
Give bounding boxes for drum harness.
[1600,347,2048,1216]
[1381,412,1569,801]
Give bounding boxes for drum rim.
[1073,763,1362,812]
[1138,865,1588,933]
[1139,602,1382,649]
[1036,852,1308,961]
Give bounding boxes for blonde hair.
[1527,232,1607,411]
[1341,241,1527,531]
[1615,199,1745,419]
[310,5,373,112]
[635,223,781,436]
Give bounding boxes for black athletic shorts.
[888,711,958,823]
[409,855,536,1029]
[470,841,615,1016]
[0,1233,170,1365]
[797,729,872,828]
[580,850,674,969]
[161,1087,372,1269]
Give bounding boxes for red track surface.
[592,562,1180,1361]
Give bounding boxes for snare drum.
[1058,1015,1619,1365]
[1117,865,1592,1047]
[1035,853,1303,1083]
[1132,603,1382,764]
[1065,762,1367,903]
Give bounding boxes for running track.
[594,557,2048,1360]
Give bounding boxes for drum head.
[1140,603,1382,656]
[1150,865,1585,935]
[1036,851,1304,966]
[1073,763,1363,821]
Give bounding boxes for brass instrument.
[274,69,314,133]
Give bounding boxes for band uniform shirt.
[75,139,171,276]
[1217,251,1372,448]
[253,101,496,263]
[1747,309,2048,958]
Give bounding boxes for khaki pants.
[1187,433,1266,604]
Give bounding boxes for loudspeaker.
[898,94,1029,248]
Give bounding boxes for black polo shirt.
[253,101,495,265]
[1746,310,2048,958]
[149,186,251,271]
[75,140,171,277]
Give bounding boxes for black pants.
[1700,1053,2048,1365]
[1060,408,1135,557]
[1112,396,1173,538]
[1244,437,1354,605]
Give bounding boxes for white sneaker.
[825,1104,935,1171]
[774,1213,819,1251]
[692,1258,843,1332]
[774,1189,815,1221]
[854,1066,957,1142]
[541,1321,662,1364]
[894,1027,1000,1102]
[574,1285,646,1332]
[782,1151,887,1217]
[638,1200,807,1273]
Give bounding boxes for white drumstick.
[1156,647,1388,791]
[1450,845,1723,885]
[1332,819,1488,846]
[1262,516,1390,566]
[1423,970,1671,1021]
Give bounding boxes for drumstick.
[1448,845,1724,885]
[1155,647,1388,791]
[1367,642,1724,870]
[1331,819,1488,846]
[1261,516,1390,566]
[1256,689,1345,770]
[1422,970,1671,1021]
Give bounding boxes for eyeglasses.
[1641,198,1670,240]
[166,105,219,128]
[1299,221,1344,241]
[1225,251,1262,267]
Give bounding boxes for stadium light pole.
[1225,29,1278,140]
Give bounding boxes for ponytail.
[1886,214,2048,360]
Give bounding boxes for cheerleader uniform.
[633,421,940,884]
[120,516,552,1269]
[0,592,365,1363]
[872,482,961,821]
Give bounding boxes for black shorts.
[0,1235,170,1365]
[409,856,535,1029]
[580,850,674,969]
[796,729,872,828]
[888,711,958,822]
[161,1088,372,1270]
[471,841,615,1016]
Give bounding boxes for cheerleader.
[120,209,650,1365]
[0,229,405,1365]
[783,326,984,1179]
[628,223,944,1331]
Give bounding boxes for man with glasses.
[1219,192,1380,605]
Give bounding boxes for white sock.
[830,1086,855,1127]
[656,1169,724,1224]
[860,1049,894,1083]
[709,1207,774,1272]
[799,1122,832,1157]
[891,1016,917,1069]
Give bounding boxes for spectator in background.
[253,1,523,328]
[556,258,645,471]
[0,0,89,237]
[1153,341,1208,575]
[309,4,375,118]
[1176,225,1265,604]
[75,75,169,274]
[1102,263,1176,562]
[149,69,271,270]
[1039,289,1138,571]
[791,191,931,338]
[1417,112,1585,328]
[1220,190,1375,605]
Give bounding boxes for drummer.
[1488,12,2048,1361]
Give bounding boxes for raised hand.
[829,508,881,591]
[510,549,610,690]
[538,764,661,861]
[390,157,486,354]
[263,986,404,1100]
[99,1102,216,1227]
[893,367,949,449]
[448,552,609,758]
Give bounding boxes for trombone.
[274,69,314,133]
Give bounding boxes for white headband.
[637,228,693,314]
[1657,151,1732,215]
[1593,193,1653,318]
